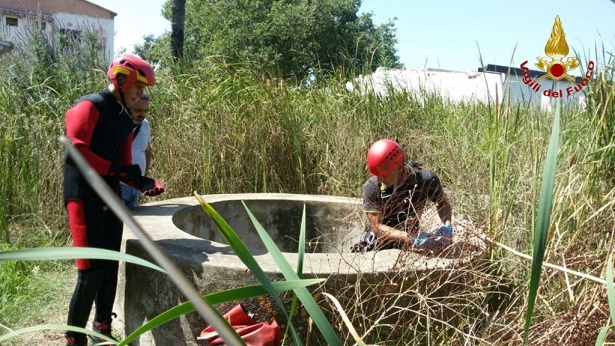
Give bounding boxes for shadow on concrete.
[132,202,193,217]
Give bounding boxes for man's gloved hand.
[351,231,377,253]
[110,164,142,182]
[413,232,436,248]
[140,177,165,196]
[434,223,453,238]
[413,224,454,251]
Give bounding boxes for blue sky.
[89,0,615,74]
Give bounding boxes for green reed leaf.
[0,247,165,273]
[523,100,561,345]
[0,324,114,344]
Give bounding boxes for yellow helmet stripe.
[112,66,149,84]
[112,66,131,77]
[136,73,148,84]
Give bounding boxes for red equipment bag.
[197,304,281,346]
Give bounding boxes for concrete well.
[114,193,486,345]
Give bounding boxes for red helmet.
[366,139,406,176]
[107,53,155,92]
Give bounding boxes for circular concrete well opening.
[172,196,365,254]
[116,193,486,346]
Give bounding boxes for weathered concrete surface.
[113,193,485,345]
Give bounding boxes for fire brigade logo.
[519,15,594,97]
[535,16,579,82]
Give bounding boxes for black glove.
[351,231,377,253]
[139,177,165,196]
[122,164,142,180]
[110,164,142,182]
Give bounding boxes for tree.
[137,0,401,81]
[170,0,186,60]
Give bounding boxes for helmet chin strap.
[116,81,131,114]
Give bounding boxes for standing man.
[121,93,152,209]
[352,138,453,252]
[63,53,162,346]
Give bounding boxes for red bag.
[198,304,281,346]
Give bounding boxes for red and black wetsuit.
[63,89,134,342]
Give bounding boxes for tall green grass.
[1,27,614,344]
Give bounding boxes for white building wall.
[1,11,114,62]
[53,12,114,61]
[347,68,504,105]
[502,75,586,111]
[0,15,52,41]
[502,80,537,107]
[347,67,586,110]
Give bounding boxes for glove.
[413,224,454,250]
[351,231,377,252]
[413,232,436,248]
[140,177,165,196]
[434,224,453,239]
[110,164,142,182]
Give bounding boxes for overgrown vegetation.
[1,21,614,345]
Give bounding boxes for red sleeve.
[65,101,113,175]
